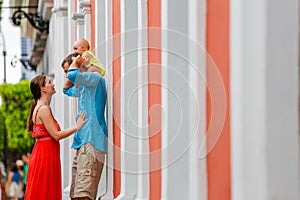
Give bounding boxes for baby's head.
[73,38,90,55]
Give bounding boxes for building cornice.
[79,1,91,15]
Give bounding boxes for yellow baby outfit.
[82,50,106,76]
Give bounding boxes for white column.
[68,0,77,51]
[50,2,72,200]
[115,0,140,199]
[188,0,207,199]
[161,0,168,199]
[230,0,299,199]
[72,13,85,38]
[95,0,106,61]
[136,0,149,199]
[164,1,190,199]
[93,0,109,199]
[80,0,91,41]
[98,0,114,199]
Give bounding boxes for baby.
[62,38,105,90]
[73,38,106,76]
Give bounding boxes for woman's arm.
[37,106,87,141]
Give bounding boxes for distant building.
[20,37,35,80]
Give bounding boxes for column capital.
[39,0,54,20]
[79,1,91,15]
[52,6,68,14]
[72,12,85,23]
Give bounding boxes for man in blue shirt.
[62,54,107,200]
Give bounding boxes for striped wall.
[108,0,229,199]
[42,0,300,199]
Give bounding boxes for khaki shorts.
[70,143,105,200]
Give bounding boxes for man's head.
[61,53,74,74]
[73,38,90,55]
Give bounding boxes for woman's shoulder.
[34,105,53,123]
[36,105,51,114]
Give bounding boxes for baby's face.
[73,41,87,55]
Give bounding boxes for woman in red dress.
[25,75,87,200]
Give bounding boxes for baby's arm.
[87,64,105,76]
[81,51,91,67]
[87,65,102,74]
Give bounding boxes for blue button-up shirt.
[63,68,108,153]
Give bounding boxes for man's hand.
[70,55,86,69]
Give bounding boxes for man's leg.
[70,150,78,200]
[72,143,105,200]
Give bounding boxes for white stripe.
[137,0,150,198]
[188,0,207,199]
[161,0,168,199]
[96,0,115,199]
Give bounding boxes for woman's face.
[42,77,56,95]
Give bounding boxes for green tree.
[0,114,4,159]
[0,80,34,158]
[0,1,3,21]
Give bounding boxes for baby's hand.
[82,52,91,60]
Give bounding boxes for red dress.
[25,106,62,200]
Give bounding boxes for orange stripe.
[112,0,121,197]
[206,1,231,200]
[90,0,95,50]
[148,1,161,200]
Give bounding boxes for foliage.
[0,1,2,21]
[0,114,4,158]
[0,80,34,157]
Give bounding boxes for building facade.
[13,0,300,199]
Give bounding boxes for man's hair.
[61,53,74,68]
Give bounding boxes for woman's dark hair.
[26,75,46,131]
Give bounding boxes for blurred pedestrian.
[21,155,29,193]
[0,162,6,181]
[0,166,6,200]
[15,160,23,178]
[6,164,23,200]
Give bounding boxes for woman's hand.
[75,111,88,130]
